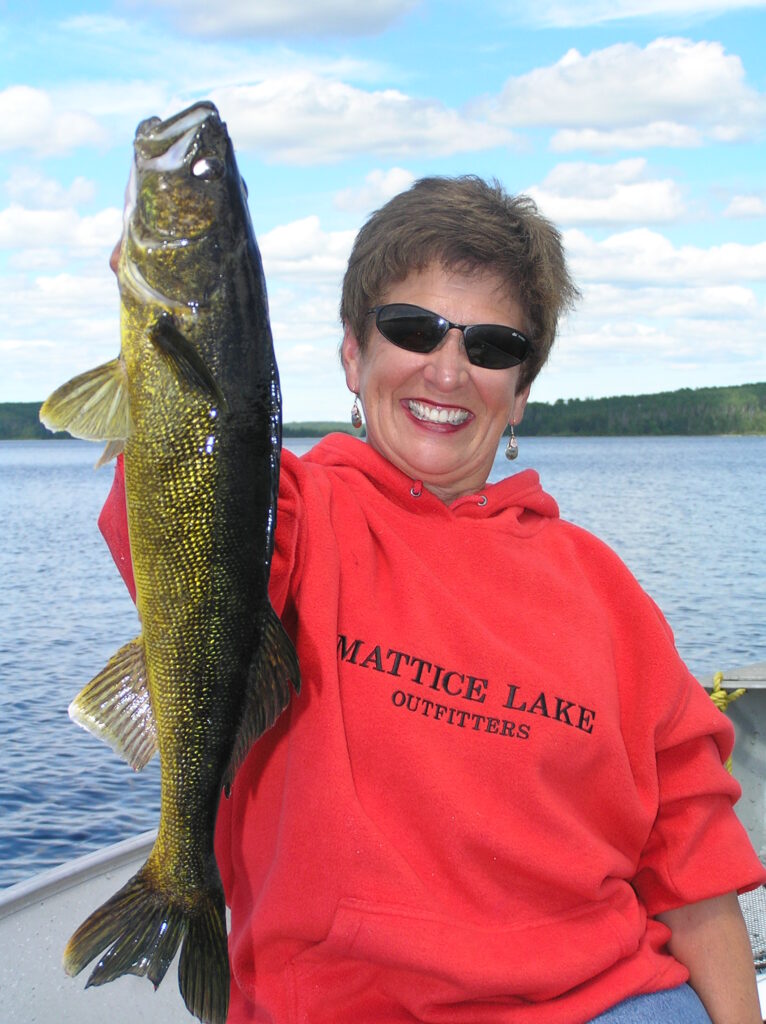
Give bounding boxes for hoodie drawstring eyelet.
[411,481,423,498]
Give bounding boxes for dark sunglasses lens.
[375,305,446,353]
[464,326,529,369]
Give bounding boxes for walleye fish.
[40,101,300,1024]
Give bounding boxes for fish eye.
[192,156,224,180]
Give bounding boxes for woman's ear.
[513,383,532,424]
[341,323,363,394]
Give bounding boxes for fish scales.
[40,101,300,1024]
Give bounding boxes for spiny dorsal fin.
[223,604,300,793]
[40,358,130,441]
[149,314,227,409]
[68,636,157,770]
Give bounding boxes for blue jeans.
[589,984,712,1022]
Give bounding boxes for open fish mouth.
[120,102,232,311]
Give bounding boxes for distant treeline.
[3,383,765,440]
[521,383,766,436]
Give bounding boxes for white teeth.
[408,400,470,425]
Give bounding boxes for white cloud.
[506,0,766,27]
[334,168,416,213]
[210,74,514,163]
[0,204,122,259]
[724,195,766,218]
[0,86,106,155]
[131,0,419,36]
[485,38,765,149]
[583,282,759,319]
[551,123,703,152]
[565,227,766,284]
[527,159,685,224]
[4,169,96,209]
[259,215,356,280]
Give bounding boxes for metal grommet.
[410,484,422,498]
[477,495,488,507]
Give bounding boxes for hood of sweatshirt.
[302,432,559,533]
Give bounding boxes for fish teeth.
[408,400,470,425]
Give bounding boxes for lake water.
[1,435,764,890]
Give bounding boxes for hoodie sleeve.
[622,601,766,914]
[98,454,136,603]
[631,674,765,915]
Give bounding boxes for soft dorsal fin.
[40,358,130,441]
[149,314,227,409]
[68,636,158,770]
[223,604,300,793]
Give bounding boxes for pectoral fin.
[40,358,130,441]
[68,636,158,770]
[149,313,227,409]
[223,604,300,793]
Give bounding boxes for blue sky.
[2,0,765,421]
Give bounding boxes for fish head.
[120,101,252,312]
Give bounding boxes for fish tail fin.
[64,860,229,1024]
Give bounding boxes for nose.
[422,328,470,391]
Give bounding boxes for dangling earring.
[351,395,363,429]
[505,423,519,461]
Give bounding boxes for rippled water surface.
[1,436,764,889]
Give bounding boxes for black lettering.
[501,720,516,737]
[471,714,486,731]
[392,690,407,707]
[518,723,530,739]
[410,658,432,684]
[441,670,464,697]
[428,665,443,691]
[554,697,576,726]
[527,692,550,718]
[337,634,364,663]
[420,698,435,717]
[503,684,527,711]
[465,675,488,704]
[386,649,411,676]
[360,645,384,672]
[485,717,500,734]
[577,707,596,733]
[433,703,448,722]
[406,693,421,712]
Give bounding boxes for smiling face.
[341,263,531,504]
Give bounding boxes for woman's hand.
[657,891,762,1024]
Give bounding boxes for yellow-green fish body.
[40,102,299,1024]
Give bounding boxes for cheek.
[476,372,518,417]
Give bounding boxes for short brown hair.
[340,175,579,391]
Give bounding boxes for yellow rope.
[709,671,747,772]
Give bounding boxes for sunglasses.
[367,302,530,370]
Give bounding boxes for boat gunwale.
[0,829,156,918]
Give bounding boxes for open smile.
[406,399,472,427]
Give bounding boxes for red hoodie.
[99,434,765,1024]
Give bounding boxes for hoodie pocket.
[288,890,645,1023]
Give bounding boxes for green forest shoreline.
[2,382,765,440]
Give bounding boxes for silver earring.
[351,396,363,429]
[505,423,519,460]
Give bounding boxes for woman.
[101,176,764,1022]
